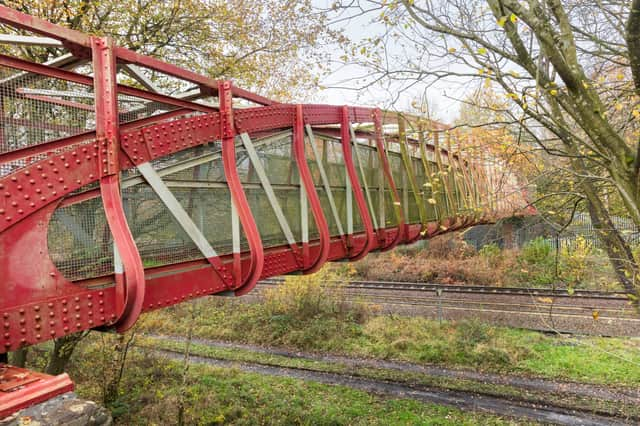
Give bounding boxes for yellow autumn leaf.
[497,16,507,27]
[448,47,457,53]
[550,89,558,96]
[478,47,487,55]
[582,80,590,89]
[427,198,437,204]
[510,13,518,23]
[592,310,599,321]
[617,73,625,81]
[632,110,640,118]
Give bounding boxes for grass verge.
[138,336,640,420]
[69,341,524,425]
[139,294,640,387]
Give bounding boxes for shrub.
[263,268,370,324]
[520,237,553,264]
[478,243,502,268]
[424,234,476,259]
[559,236,593,286]
[510,237,556,286]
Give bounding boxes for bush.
[424,234,476,259]
[263,268,370,324]
[510,237,556,286]
[559,236,593,286]
[520,237,553,264]
[478,243,502,268]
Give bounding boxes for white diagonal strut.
[239,132,297,246]
[349,124,379,230]
[137,162,218,259]
[305,125,345,236]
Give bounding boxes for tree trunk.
[582,183,640,309]
[46,332,87,375]
[563,142,640,306]
[102,333,135,405]
[10,348,28,368]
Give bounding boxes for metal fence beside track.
[253,278,639,337]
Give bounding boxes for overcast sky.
[313,1,466,123]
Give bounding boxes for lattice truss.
[0,6,533,359]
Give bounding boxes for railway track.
[253,278,639,336]
[260,277,630,299]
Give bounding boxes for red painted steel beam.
[92,36,145,332]
[114,48,275,106]
[0,365,74,418]
[0,6,90,48]
[0,54,215,114]
[219,81,264,295]
[301,104,342,125]
[234,104,295,134]
[119,112,221,167]
[340,106,375,260]
[373,108,405,251]
[15,90,95,111]
[294,105,329,273]
[0,109,191,165]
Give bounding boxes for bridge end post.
[218,81,264,295]
[91,36,145,332]
[294,104,330,273]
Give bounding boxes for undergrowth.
[348,233,619,290]
[140,274,640,387]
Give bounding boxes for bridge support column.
[294,105,329,273]
[341,106,374,260]
[91,36,145,332]
[219,81,264,296]
[373,109,404,250]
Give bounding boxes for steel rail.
[258,278,630,300]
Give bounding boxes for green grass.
[69,345,522,425]
[517,336,640,384]
[139,296,640,387]
[138,337,640,419]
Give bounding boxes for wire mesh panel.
[47,198,114,282]
[48,141,235,281]
[319,135,365,233]
[353,139,381,228]
[0,66,98,174]
[236,131,304,249]
[123,184,204,266]
[406,157,421,224]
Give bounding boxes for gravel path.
[144,334,638,425]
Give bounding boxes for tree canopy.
[2,0,344,100]
[331,0,640,301]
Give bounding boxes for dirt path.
[144,334,636,425]
[146,333,640,405]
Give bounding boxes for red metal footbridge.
[0,6,532,416]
